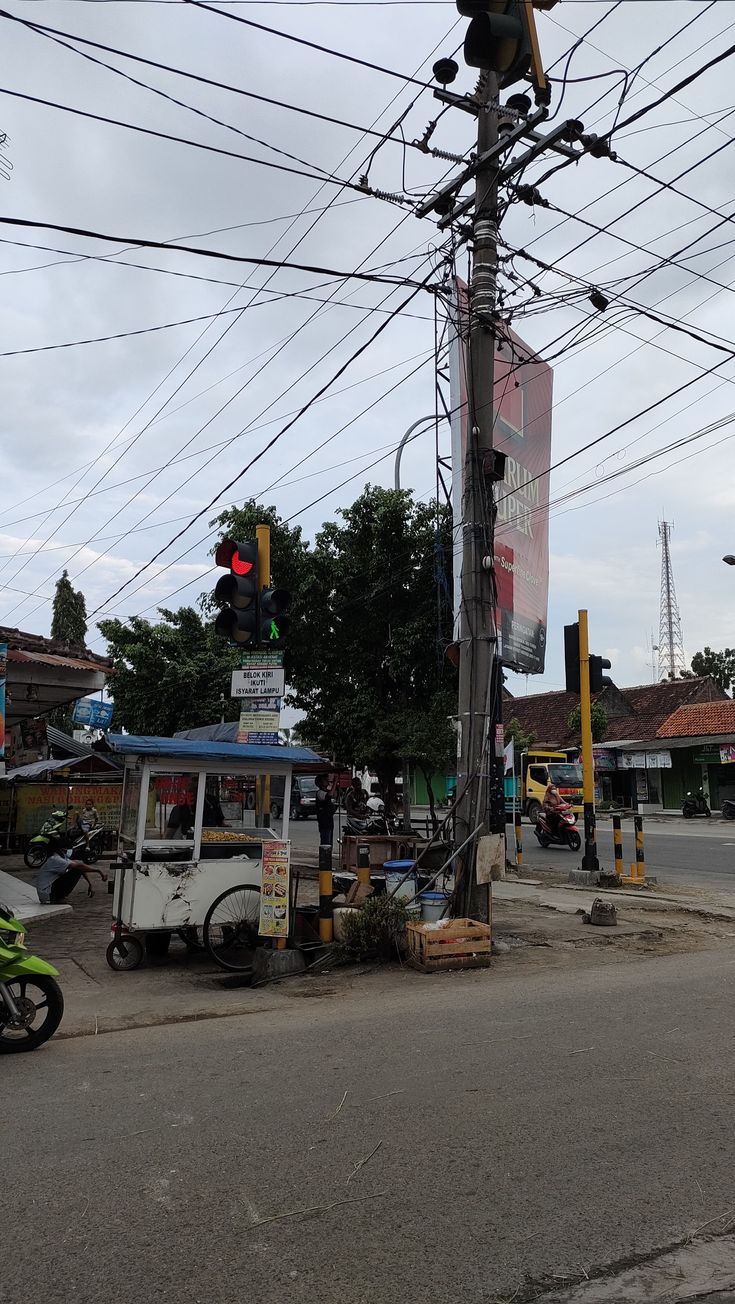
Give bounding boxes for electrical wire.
[0,8,455,160]
[181,0,435,88]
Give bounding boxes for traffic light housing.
[458,0,533,87]
[564,622,612,694]
[260,587,291,648]
[589,655,612,694]
[214,539,259,645]
[564,623,580,694]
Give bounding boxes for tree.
[690,646,735,693]
[505,716,535,753]
[284,486,456,802]
[51,570,87,646]
[567,702,608,743]
[97,607,241,736]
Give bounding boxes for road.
[519,818,735,891]
[9,943,735,1303]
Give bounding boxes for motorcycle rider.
[345,776,368,821]
[542,783,566,837]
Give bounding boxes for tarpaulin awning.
[106,734,328,769]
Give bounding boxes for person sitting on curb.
[35,836,108,904]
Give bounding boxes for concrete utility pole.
[454,70,504,922]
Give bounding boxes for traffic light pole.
[455,71,504,923]
[578,608,599,875]
[256,523,272,831]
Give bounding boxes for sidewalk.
[5,854,735,1043]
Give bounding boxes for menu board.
[258,840,290,937]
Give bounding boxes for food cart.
[104,734,326,972]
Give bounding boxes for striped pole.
[357,842,371,888]
[514,809,523,868]
[612,815,624,879]
[318,843,333,944]
[633,816,645,882]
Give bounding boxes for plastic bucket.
[384,859,416,902]
[419,890,448,922]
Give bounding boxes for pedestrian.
[315,773,336,848]
[76,798,100,848]
[345,775,368,820]
[35,836,108,904]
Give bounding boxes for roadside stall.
[105,733,327,972]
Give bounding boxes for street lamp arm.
[394,414,448,491]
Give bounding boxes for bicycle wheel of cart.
[204,885,261,972]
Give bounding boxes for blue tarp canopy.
[106,734,326,769]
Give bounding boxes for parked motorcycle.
[24,821,105,870]
[0,903,64,1052]
[682,790,711,819]
[534,803,581,851]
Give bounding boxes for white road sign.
[231,667,285,699]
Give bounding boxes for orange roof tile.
[657,700,735,738]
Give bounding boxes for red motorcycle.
[534,801,581,852]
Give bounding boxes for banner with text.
[258,839,290,937]
[0,643,6,760]
[449,280,553,674]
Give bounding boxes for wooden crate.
[406,918,492,973]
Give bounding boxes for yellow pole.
[256,523,283,946]
[578,609,599,875]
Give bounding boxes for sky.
[0,0,734,705]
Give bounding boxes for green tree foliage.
[290,486,456,798]
[98,489,456,768]
[97,608,241,736]
[51,570,87,646]
[690,646,735,693]
[567,701,608,743]
[504,716,536,753]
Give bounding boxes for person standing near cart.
[315,774,336,848]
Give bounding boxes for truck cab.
[505,749,584,822]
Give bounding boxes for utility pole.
[454,70,502,923]
[577,608,599,876]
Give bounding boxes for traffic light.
[458,0,533,86]
[214,539,259,645]
[589,655,612,694]
[564,622,580,694]
[260,587,290,648]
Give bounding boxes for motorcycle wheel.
[535,828,550,848]
[566,830,582,852]
[24,845,48,870]
[724,806,735,821]
[683,806,693,819]
[0,975,64,1052]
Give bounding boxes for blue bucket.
[384,859,416,901]
[419,890,448,922]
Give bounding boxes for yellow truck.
[505,749,584,822]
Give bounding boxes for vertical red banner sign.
[449,280,553,674]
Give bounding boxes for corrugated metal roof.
[8,649,107,673]
[107,733,325,767]
[4,754,119,780]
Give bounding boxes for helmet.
[51,810,65,820]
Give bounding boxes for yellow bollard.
[612,815,624,879]
[318,843,333,944]
[514,809,523,869]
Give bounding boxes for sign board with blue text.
[72,698,113,729]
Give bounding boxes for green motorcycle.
[0,903,64,1052]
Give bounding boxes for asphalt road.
[9,945,735,1303]
[519,819,735,891]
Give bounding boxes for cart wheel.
[106,936,144,972]
[269,801,280,820]
[204,885,261,972]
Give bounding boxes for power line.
[181,0,435,87]
[0,86,410,203]
[0,8,452,159]
[86,272,433,617]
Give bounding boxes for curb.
[55,1000,282,1041]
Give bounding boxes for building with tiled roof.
[503,676,735,811]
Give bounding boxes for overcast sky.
[0,0,733,700]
